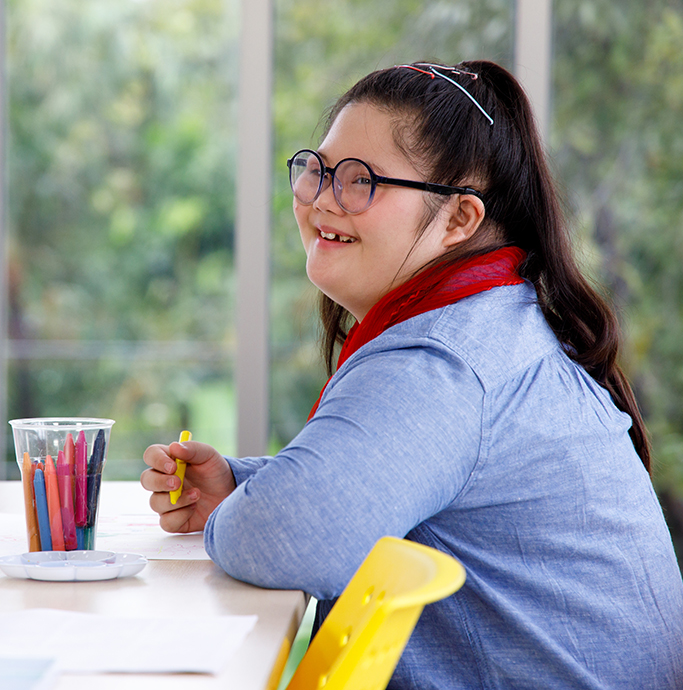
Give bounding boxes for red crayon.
[57,448,78,550]
[45,455,65,551]
[75,431,88,527]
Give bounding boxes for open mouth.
[319,230,356,243]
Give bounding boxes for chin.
[306,266,334,295]
[309,281,348,311]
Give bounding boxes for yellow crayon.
[169,430,192,505]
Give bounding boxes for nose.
[313,172,344,214]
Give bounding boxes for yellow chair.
[285,536,466,690]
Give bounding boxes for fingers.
[142,443,174,473]
[153,494,200,534]
[140,444,176,494]
[140,444,188,510]
[141,441,220,491]
[148,481,199,518]
[140,440,232,533]
[140,465,180,494]
[143,440,220,471]
[159,506,195,534]
[142,464,201,533]
[167,440,221,467]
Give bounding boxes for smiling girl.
[141,61,683,689]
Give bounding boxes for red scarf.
[308,246,527,419]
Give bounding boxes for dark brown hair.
[316,60,651,472]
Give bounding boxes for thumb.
[168,440,220,466]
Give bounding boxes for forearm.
[204,345,483,598]
[205,449,407,599]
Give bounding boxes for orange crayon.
[64,432,75,468]
[45,455,65,551]
[21,452,41,552]
[57,449,78,550]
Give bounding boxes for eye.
[351,174,372,187]
[305,163,322,179]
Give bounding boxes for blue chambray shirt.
[205,282,683,689]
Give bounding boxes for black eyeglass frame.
[287,148,484,214]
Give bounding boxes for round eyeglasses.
[287,149,484,215]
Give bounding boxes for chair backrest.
[285,536,466,690]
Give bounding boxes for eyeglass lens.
[289,151,374,214]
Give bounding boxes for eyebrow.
[316,149,391,176]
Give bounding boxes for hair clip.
[414,63,480,80]
[395,63,494,126]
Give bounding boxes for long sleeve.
[225,455,273,485]
[205,337,483,600]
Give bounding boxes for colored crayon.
[57,449,78,550]
[83,525,95,550]
[33,468,52,551]
[64,432,75,470]
[22,452,41,552]
[169,430,192,504]
[75,430,88,527]
[86,429,106,528]
[45,455,65,551]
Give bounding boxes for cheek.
[293,202,309,236]
[366,199,426,249]
[370,207,443,276]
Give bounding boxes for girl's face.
[294,102,465,322]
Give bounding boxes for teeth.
[319,230,356,243]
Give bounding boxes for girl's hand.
[140,441,236,533]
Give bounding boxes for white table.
[0,481,306,689]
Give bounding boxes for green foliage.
[6,0,239,476]
[553,0,683,493]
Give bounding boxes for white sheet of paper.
[0,513,209,561]
[95,513,209,560]
[0,514,28,558]
[0,609,257,674]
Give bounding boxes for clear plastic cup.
[9,418,115,552]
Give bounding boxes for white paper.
[0,512,210,561]
[0,609,257,674]
[95,513,209,560]
[0,514,28,558]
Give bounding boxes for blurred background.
[1,0,682,560]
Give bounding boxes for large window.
[2,0,683,564]
[3,0,238,477]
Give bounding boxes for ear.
[442,194,486,248]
